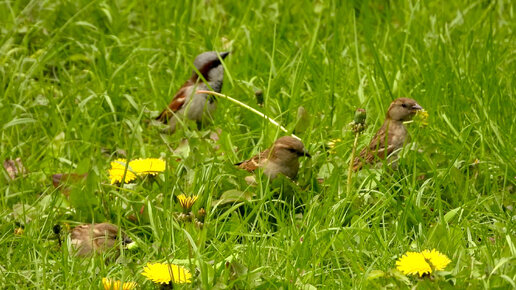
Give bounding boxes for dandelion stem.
[196,90,301,140]
[346,132,360,197]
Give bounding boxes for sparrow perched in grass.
[156,51,229,133]
[353,98,423,171]
[237,136,311,179]
[70,223,132,256]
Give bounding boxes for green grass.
[1,0,515,288]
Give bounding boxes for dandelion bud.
[52,225,61,235]
[197,208,206,222]
[194,219,204,229]
[178,212,193,223]
[351,108,367,133]
[255,90,264,106]
[353,108,367,125]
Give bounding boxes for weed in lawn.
[0,0,514,288]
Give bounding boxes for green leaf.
[366,270,386,280]
[12,204,38,224]
[3,118,36,129]
[444,207,461,223]
[213,190,254,206]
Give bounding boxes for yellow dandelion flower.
[14,227,24,235]
[142,262,192,284]
[327,138,341,149]
[108,159,137,184]
[129,158,166,176]
[421,249,451,271]
[177,194,198,210]
[396,249,451,277]
[102,278,137,290]
[414,110,429,127]
[327,138,341,154]
[395,251,432,277]
[110,159,129,170]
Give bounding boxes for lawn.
[1,0,515,288]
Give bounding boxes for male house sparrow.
[353,98,423,171]
[237,136,311,179]
[70,223,132,256]
[156,51,229,132]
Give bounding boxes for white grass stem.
[197,90,301,140]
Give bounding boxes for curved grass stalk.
[197,90,301,140]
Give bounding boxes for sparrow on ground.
[155,51,229,133]
[70,223,132,256]
[353,98,423,171]
[237,136,311,179]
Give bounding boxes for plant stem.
[346,132,360,197]
[196,90,301,140]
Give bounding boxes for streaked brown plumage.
[156,51,229,133]
[353,98,423,171]
[70,223,131,256]
[237,136,311,179]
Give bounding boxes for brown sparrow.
[70,223,132,256]
[353,98,423,171]
[155,51,229,132]
[237,136,311,179]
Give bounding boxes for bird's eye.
[113,235,117,240]
[288,148,297,153]
[401,104,408,108]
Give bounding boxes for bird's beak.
[219,51,230,59]
[411,103,423,111]
[302,149,311,158]
[122,236,133,245]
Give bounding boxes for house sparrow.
[237,136,311,179]
[155,51,229,132]
[70,223,132,256]
[353,98,423,171]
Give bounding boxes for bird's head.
[387,98,423,122]
[271,136,311,163]
[192,51,229,83]
[93,223,132,248]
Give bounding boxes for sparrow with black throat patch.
[155,51,229,133]
[353,98,423,171]
[70,223,132,257]
[237,136,311,179]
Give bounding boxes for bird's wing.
[236,149,270,172]
[353,125,396,171]
[70,225,93,255]
[155,80,193,123]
